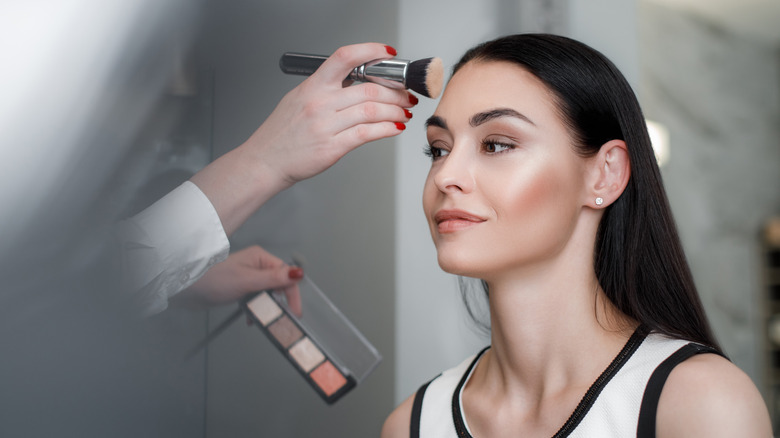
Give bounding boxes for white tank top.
[410,330,718,437]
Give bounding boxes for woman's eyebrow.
[425,115,447,130]
[425,108,534,131]
[470,108,535,127]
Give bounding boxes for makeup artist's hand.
[247,42,417,186]
[190,42,417,236]
[171,245,302,314]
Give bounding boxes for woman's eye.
[423,144,449,160]
[483,141,514,154]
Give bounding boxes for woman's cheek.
[497,163,577,248]
[422,172,438,237]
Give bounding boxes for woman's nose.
[432,146,475,194]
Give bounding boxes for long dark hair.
[454,34,720,352]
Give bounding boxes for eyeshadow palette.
[243,275,381,404]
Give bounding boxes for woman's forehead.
[433,61,560,129]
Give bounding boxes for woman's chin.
[436,252,482,278]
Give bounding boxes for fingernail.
[385,45,397,56]
[288,267,304,279]
[408,93,419,105]
[395,122,406,131]
[404,109,413,119]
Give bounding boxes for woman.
[382,34,771,437]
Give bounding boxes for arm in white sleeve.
[116,181,230,315]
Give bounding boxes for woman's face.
[422,60,590,280]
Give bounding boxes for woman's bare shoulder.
[657,352,773,437]
[381,393,415,438]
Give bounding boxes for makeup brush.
[280,52,444,99]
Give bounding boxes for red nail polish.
[408,93,419,105]
[385,45,397,56]
[288,267,304,279]
[404,109,413,119]
[395,122,406,131]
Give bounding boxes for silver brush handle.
[279,52,409,89]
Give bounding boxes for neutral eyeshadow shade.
[310,361,347,397]
[268,315,303,349]
[289,337,325,372]
[247,293,282,326]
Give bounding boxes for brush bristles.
[407,57,444,99]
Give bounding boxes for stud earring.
[595,197,604,206]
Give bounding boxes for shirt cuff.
[117,181,230,315]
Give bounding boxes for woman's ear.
[586,139,630,209]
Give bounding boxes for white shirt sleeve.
[116,181,230,315]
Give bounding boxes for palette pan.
[243,274,381,404]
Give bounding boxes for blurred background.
[0,0,777,436]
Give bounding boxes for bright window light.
[646,119,670,167]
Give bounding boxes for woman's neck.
[460,209,638,436]
[462,280,636,437]
[478,257,636,402]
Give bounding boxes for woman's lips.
[434,209,486,233]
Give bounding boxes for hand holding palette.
[243,275,382,404]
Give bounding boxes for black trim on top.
[636,343,722,438]
[410,378,434,438]
[451,347,491,437]
[552,326,647,437]
[449,327,648,438]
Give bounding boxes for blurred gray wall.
[0,1,213,437]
